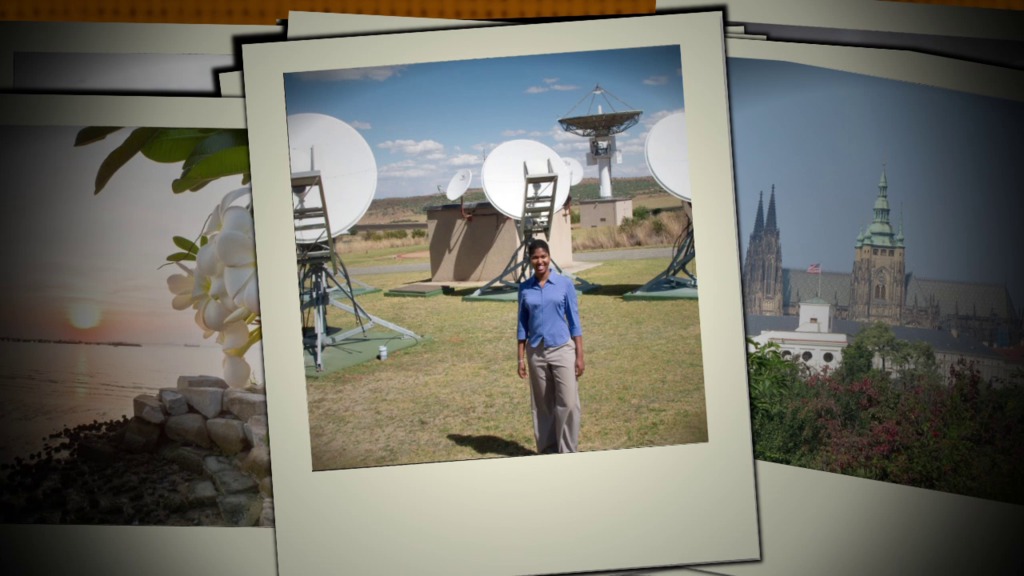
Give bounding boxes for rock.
[259,497,275,527]
[188,479,219,507]
[203,455,235,476]
[162,446,211,475]
[177,375,228,390]
[132,395,166,425]
[223,390,267,422]
[164,414,212,449]
[217,494,262,527]
[240,446,271,480]
[212,469,258,495]
[244,415,269,449]
[259,476,273,498]
[121,418,161,453]
[158,389,189,416]
[206,418,248,455]
[178,387,224,419]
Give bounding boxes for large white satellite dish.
[644,111,690,202]
[480,139,571,220]
[445,169,472,201]
[562,157,584,187]
[287,113,377,242]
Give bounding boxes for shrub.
[632,205,651,220]
[411,228,427,239]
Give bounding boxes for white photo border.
[243,11,759,576]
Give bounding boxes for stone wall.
[126,374,273,527]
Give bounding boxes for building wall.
[851,243,906,325]
[427,202,573,282]
[579,198,632,229]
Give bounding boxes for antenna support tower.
[292,168,421,372]
[558,84,642,199]
[469,159,561,297]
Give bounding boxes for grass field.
[305,257,707,470]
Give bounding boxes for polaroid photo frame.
[217,12,493,97]
[657,0,1024,41]
[0,94,277,576]
[0,21,282,92]
[243,11,759,576]
[701,38,1024,576]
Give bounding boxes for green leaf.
[181,130,249,173]
[93,127,160,194]
[140,129,219,164]
[166,252,196,262]
[172,235,199,254]
[183,145,250,180]
[74,126,123,147]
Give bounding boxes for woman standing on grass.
[516,239,585,454]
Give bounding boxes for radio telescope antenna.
[558,84,642,198]
[441,168,475,221]
[466,139,581,299]
[287,113,421,371]
[626,111,698,300]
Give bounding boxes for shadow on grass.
[446,434,535,457]
[582,283,643,297]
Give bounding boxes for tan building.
[578,197,633,229]
[426,201,573,282]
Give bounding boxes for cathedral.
[742,169,1021,348]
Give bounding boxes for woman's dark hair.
[527,239,550,257]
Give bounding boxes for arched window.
[823,352,834,363]
[801,351,813,362]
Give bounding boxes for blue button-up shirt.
[517,271,582,348]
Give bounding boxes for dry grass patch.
[305,258,708,470]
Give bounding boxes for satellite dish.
[480,139,571,220]
[287,113,377,242]
[644,111,690,202]
[562,157,584,187]
[445,169,472,201]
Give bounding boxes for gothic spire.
[752,190,764,237]
[765,184,778,232]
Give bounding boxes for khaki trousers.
[526,340,580,454]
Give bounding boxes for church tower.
[743,186,784,315]
[850,168,906,324]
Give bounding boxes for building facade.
[742,169,1021,348]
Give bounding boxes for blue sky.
[728,58,1024,310]
[283,45,685,199]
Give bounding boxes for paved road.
[346,247,673,276]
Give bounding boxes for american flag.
[807,263,821,274]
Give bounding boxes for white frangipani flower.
[166,185,262,389]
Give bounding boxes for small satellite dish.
[562,157,584,187]
[287,113,377,242]
[480,139,571,220]
[445,169,472,201]
[644,111,690,202]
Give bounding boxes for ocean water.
[0,340,226,462]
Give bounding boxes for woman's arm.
[517,339,527,379]
[573,335,585,378]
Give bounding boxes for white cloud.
[543,77,559,84]
[643,76,668,86]
[378,139,445,156]
[447,154,479,167]
[525,86,548,94]
[550,84,578,91]
[378,159,437,179]
[293,65,406,82]
[349,120,372,130]
[502,129,527,137]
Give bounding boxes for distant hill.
[359,176,665,224]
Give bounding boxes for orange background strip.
[0,0,655,24]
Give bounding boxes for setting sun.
[67,301,103,330]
